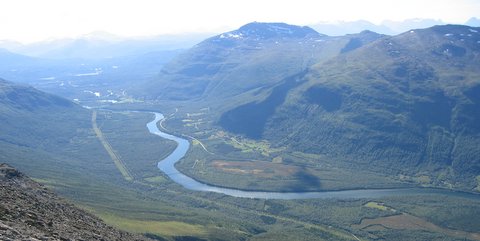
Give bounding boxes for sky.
[0,0,479,43]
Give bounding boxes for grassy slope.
[0,79,120,184]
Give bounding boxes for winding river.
[147,112,480,200]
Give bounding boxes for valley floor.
[76,110,480,240]
[4,107,480,241]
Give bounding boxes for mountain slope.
[0,163,153,240]
[0,78,135,194]
[0,78,82,149]
[219,25,480,190]
[140,22,384,104]
[0,79,178,238]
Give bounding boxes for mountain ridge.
[226,22,322,39]
[140,22,384,103]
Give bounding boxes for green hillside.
[219,25,480,190]
[0,78,124,185]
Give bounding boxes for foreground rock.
[0,163,153,241]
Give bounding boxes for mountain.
[0,163,153,240]
[228,22,320,38]
[310,18,448,36]
[219,24,480,190]
[0,77,79,111]
[0,48,40,67]
[466,17,480,27]
[381,18,445,34]
[0,78,132,194]
[0,40,24,51]
[0,78,90,172]
[140,22,384,103]
[311,20,395,36]
[5,32,210,59]
[0,79,171,236]
[0,50,63,87]
[0,80,143,237]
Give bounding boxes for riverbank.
[147,112,480,200]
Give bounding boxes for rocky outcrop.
[0,163,153,241]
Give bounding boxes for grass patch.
[225,136,285,157]
[96,212,207,238]
[354,213,480,241]
[144,176,167,183]
[192,139,201,145]
[365,201,389,211]
[32,178,57,185]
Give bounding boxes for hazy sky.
[1,0,479,43]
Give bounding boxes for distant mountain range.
[310,17,480,36]
[0,32,210,59]
[1,18,479,59]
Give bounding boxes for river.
[147,112,480,200]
